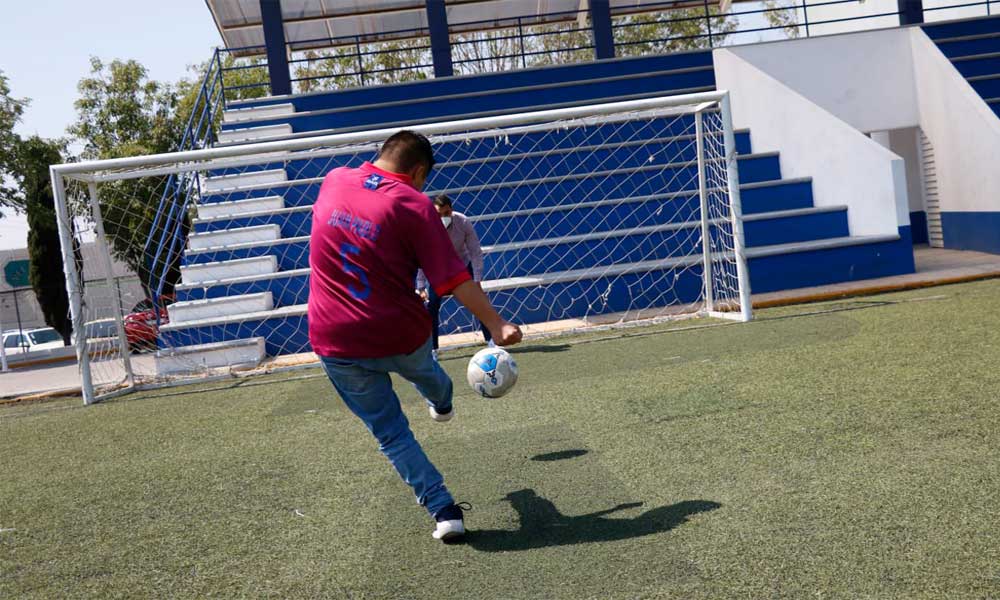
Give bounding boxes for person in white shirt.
[416,195,492,356]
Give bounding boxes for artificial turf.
[2,279,999,599]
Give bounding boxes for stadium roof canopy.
[205,0,736,55]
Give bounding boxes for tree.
[0,69,30,217]
[68,58,185,300]
[613,7,738,56]
[292,38,431,93]
[19,136,76,343]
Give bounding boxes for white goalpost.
[50,90,752,405]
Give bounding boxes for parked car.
[123,298,172,352]
[1,327,66,355]
[72,319,120,347]
[67,299,174,353]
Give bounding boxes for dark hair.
[433,194,452,208]
[378,130,435,173]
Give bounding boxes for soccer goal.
[51,90,752,405]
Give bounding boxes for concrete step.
[188,224,281,251]
[175,229,896,311]
[202,168,287,193]
[222,102,295,124]
[154,337,266,376]
[195,195,285,220]
[935,31,1000,59]
[179,255,278,286]
[216,123,293,145]
[167,292,274,324]
[160,230,912,357]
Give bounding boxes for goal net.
[51,92,751,404]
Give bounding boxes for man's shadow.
[464,489,721,552]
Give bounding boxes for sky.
[0,0,223,250]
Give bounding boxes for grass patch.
[2,280,1000,598]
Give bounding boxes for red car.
[124,298,173,352]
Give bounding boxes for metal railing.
[142,48,230,329]
[450,9,595,73]
[288,28,434,90]
[924,0,995,18]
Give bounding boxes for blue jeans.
[427,263,492,350]
[318,337,455,517]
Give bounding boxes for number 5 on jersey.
[339,243,370,301]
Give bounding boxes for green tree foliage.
[292,38,431,93]
[613,7,738,56]
[220,55,271,102]
[0,70,30,216]
[68,58,185,300]
[452,17,596,73]
[19,136,76,343]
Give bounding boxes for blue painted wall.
[910,211,928,245]
[942,211,1000,254]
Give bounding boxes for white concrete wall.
[714,49,908,237]
[716,25,1000,229]
[871,128,926,214]
[718,28,920,134]
[889,128,926,214]
[909,28,1000,214]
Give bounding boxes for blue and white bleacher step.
[188,224,281,251]
[176,205,850,305]
[986,96,1000,117]
[933,31,1000,58]
[167,292,274,324]
[196,152,782,210]
[968,72,1000,98]
[192,207,311,239]
[154,337,267,376]
[210,127,755,180]
[222,102,295,125]
[179,255,278,286]
[216,123,294,145]
[195,195,285,220]
[202,168,287,194]
[160,232,909,357]
[213,67,716,144]
[183,236,309,272]
[224,51,714,116]
[950,50,1000,77]
[182,177,818,268]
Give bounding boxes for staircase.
[924,14,1000,118]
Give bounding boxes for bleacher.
[923,15,1000,117]
[158,48,917,362]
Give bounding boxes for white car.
[1,327,66,355]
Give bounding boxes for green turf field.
[2,279,1000,599]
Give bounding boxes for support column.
[425,0,453,78]
[589,0,615,60]
[259,0,292,96]
[898,0,924,25]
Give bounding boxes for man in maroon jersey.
[308,130,522,542]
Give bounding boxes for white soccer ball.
[466,347,518,398]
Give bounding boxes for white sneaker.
[432,519,465,541]
[432,503,469,542]
[487,340,497,348]
[429,404,454,422]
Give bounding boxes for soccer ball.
[467,347,518,398]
